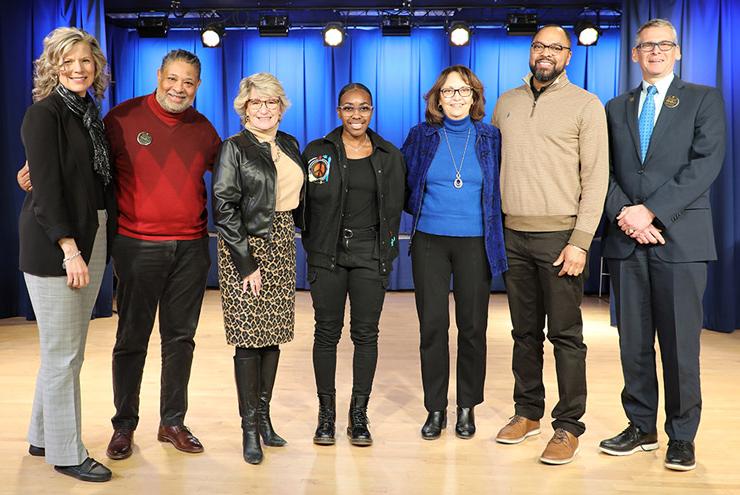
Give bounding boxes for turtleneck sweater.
[104,92,221,240]
[245,122,303,212]
[417,115,483,237]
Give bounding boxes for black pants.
[411,231,491,412]
[609,247,706,441]
[111,234,210,429]
[309,235,388,397]
[503,229,587,436]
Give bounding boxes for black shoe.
[54,457,112,482]
[455,406,476,439]
[599,423,659,456]
[258,349,287,447]
[234,356,263,465]
[347,394,372,446]
[665,440,696,471]
[421,410,447,440]
[313,394,336,445]
[28,445,45,457]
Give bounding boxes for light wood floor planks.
[1,290,740,495]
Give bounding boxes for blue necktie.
[638,85,657,162]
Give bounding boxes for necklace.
[343,134,370,153]
[442,127,471,189]
[270,140,282,162]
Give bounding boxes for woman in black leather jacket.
[301,83,406,447]
[212,73,305,465]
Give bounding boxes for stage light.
[259,15,289,37]
[323,22,345,47]
[382,15,412,37]
[201,23,225,48]
[575,21,599,46]
[449,21,471,47]
[136,13,169,38]
[506,13,537,36]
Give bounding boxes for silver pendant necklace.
[343,134,370,153]
[442,127,470,189]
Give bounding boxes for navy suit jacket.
[603,76,726,262]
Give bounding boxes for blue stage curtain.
[0,0,113,319]
[105,25,621,292]
[619,0,739,332]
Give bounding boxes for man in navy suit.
[599,18,725,471]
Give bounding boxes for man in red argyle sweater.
[103,50,221,460]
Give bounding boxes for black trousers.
[309,235,388,397]
[411,231,491,412]
[608,247,706,441]
[503,229,587,436]
[111,234,210,429]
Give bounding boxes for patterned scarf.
[55,85,112,186]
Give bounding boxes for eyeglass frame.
[530,42,572,54]
[247,98,281,111]
[439,86,474,99]
[337,104,374,115]
[634,40,678,53]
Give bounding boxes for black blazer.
[603,77,726,262]
[19,90,117,276]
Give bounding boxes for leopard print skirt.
[217,211,296,347]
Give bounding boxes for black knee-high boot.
[234,356,263,464]
[258,349,286,447]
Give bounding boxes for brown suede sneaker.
[495,415,541,444]
[540,428,579,465]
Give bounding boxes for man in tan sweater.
[491,25,608,465]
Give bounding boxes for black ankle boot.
[421,410,447,440]
[258,349,286,447]
[455,406,476,439]
[234,356,263,464]
[347,394,372,446]
[313,394,336,445]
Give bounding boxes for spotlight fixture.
[506,13,537,36]
[382,15,412,37]
[575,21,599,46]
[323,22,346,47]
[201,23,225,48]
[136,12,169,38]
[258,15,289,37]
[449,21,471,47]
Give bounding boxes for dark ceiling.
[105,1,622,29]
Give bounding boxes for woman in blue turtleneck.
[402,65,507,441]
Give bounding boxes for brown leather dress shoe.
[106,428,134,460]
[157,425,204,453]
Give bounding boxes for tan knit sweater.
[492,72,608,250]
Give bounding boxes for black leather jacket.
[212,128,305,278]
[299,126,406,275]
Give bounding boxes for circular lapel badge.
[664,95,679,108]
[137,131,153,146]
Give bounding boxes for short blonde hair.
[635,18,678,47]
[32,27,109,102]
[233,72,291,125]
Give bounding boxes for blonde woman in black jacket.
[19,27,117,482]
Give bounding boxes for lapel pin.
[137,131,152,146]
[664,95,679,108]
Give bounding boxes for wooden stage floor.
[1,290,739,494]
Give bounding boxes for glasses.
[247,98,281,111]
[338,104,373,115]
[440,86,473,99]
[635,41,677,52]
[530,42,571,54]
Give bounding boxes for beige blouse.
[245,123,303,212]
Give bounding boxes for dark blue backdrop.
[1,0,737,332]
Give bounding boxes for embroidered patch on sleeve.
[308,155,331,184]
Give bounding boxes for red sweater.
[104,93,221,240]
